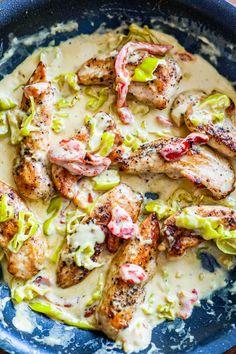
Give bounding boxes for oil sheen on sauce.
[0,26,235,353]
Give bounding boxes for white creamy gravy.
[0,27,235,353]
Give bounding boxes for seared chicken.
[172,90,236,158]
[112,138,235,200]
[51,164,81,204]
[56,184,142,288]
[96,213,159,340]
[185,96,236,158]
[163,205,236,256]
[170,90,205,127]
[13,61,54,200]
[51,126,89,205]
[0,180,46,279]
[77,56,182,110]
[50,113,123,206]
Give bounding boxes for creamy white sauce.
[0,289,10,328]
[67,223,105,270]
[68,224,105,250]
[0,25,235,353]
[12,302,37,333]
[35,324,75,347]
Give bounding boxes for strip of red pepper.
[159,133,209,161]
[115,41,172,124]
[48,139,111,176]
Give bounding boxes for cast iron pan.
[0,0,236,353]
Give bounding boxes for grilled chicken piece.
[78,57,116,86]
[170,90,205,127]
[0,180,46,279]
[56,184,142,288]
[77,56,181,110]
[51,127,89,205]
[96,213,159,340]
[172,90,236,158]
[113,138,235,200]
[51,113,123,206]
[52,164,81,203]
[185,96,236,158]
[163,205,236,256]
[13,61,54,200]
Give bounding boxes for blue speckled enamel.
[0,0,236,353]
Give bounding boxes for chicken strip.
[77,56,181,110]
[170,90,205,127]
[0,180,46,279]
[50,113,123,206]
[13,61,54,200]
[171,90,236,158]
[51,126,89,205]
[51,164,80,203]
[185,95,236,158]
[112,138,235,200]
[57,184,142,288]
[96,213,159,340]
[163,205,236,256]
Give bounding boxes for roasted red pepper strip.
[115,41,172,124]
[48,139,111,176]
[119,263,147,284]
[107,205,139,239]
[159,133,209,161]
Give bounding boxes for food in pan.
[0,23,236,352]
